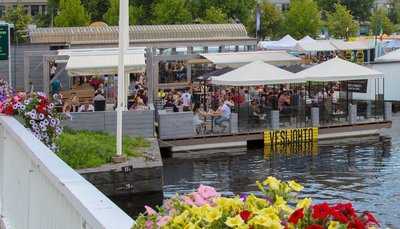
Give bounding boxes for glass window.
[31,5,39,16]
[0,6,5,18]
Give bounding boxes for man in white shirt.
[181,88,192,112]
[212,100,231,132]
[78,102,94,112]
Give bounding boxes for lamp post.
[113,0,129,163]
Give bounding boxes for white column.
[116,0,129,157]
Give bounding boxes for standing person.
[50,78,62,95]
[181,88,192,112]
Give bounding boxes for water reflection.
[163,136,400,226]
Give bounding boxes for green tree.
[152,0,192,24]
[248,2,284,40]
[54,0,90,27]
[283,0,321,39]
[370,8,395,35]
[215,0,257,24]
[201,6,228,24]
[3,5,32,42]
[103,0,144,25]
[327,4,359,39]
[388,0,400,24]
[341,0,374,21]
[81,0,110,22]
[315,0,338,12]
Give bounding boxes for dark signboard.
[0,25,9,61]
[340,80,368,93]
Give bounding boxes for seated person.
[164,95,179,112]
[132,97,148,111]
[210,100,231,131]
[250,100,266,120]
[52,93,63,106]
[192,103,207,134]
[62,101,73,113]
[78,101,94,112]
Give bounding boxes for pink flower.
[157,216,171,227]
[145,220,153,229]
[144,205,157,216]
[197,184,219,199]
[192,192,208,206]
[183,196,195,206]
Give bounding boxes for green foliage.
[201,6,228,24]
[54,0,90,27]
[283,0,321,39]
[247,1,284,40]
[33,14,52,27]
[103,0,144,25]
[81,0,110,22]
[370,8,395,35]
[341,0,374,21]
[388,0,400,24]
[3,5,32,43]
[152,0,192,24]
[315,0,338,12]
[56,129,150,169]
[327,4,359,39]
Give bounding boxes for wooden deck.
[159,121,392,148]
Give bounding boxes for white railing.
[0,116,134,229]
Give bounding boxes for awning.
[296,57,383,81]
[60,48,146,76]
[330,39,374,51]
[200,51,301,67]
[375,48,400,62]
[296,40,337,52]
[211,60,304,86]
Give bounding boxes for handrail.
[0,116,134,229]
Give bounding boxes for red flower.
[312,203,331,220]
[288,208,304,225]
[240,210,252,222]
[5,105,14,115]
[362,211,379,226]
[306,224,324,229]
[348,218,365,229]
[333,203,357,219]
[331,209,349,223]
[37,104,46,114]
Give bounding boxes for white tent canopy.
[211,60,304,86]
[258,35,298,50]
[375,48,400,62]
[296,40,337,52]
[296,57,383,81]
[200,51,300,67]
[299,36,315,44]
[330,39,374,51]
[60,48,146,76]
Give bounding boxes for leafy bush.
[56,129,149,169]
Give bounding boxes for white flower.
[20,105,25,110]
[38,113,45,120]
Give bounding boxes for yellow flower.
[172,210,189,225]
[245,194,269,212]
[204,207,222,223]
[274,195,287,208]
[328,221,340,229]
[288,180,304,192]
[296,198,312,210]
[249,215,283,229]
[263,176,281,190]
[215,197,244,213]
[184,222,199,229]
[225,215,245,228]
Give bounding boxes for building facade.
[0,0,48,18]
